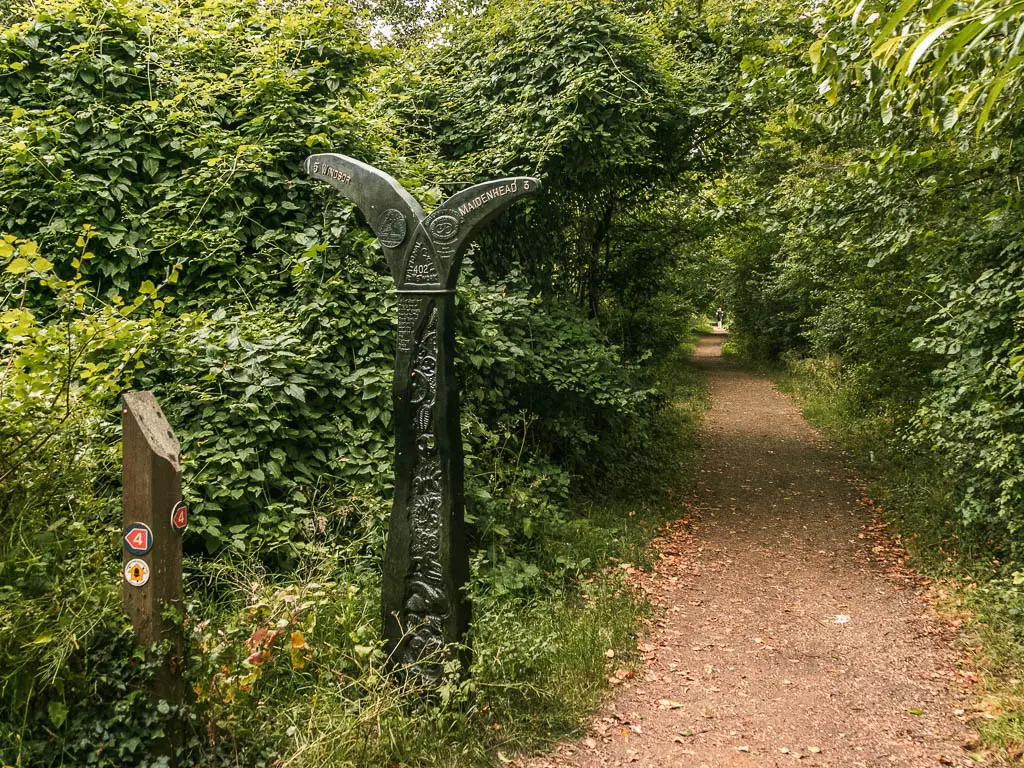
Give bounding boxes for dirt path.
[519,331,982,768]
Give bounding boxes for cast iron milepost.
[305,153,540,681]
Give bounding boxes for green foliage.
[699,0,1024,545]
[418,0,689,184]
[913,256,1024,546]
[398,0,740,333]
[0,0,379,296]
[858,0,1024,132]
[140,250,398,561]
[0,235,149,678]
[10,632,185,768]
[0,236,179,766]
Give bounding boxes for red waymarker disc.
[123,523,153,555]
[171,501,188,533]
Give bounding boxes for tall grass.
[264,580,643,767]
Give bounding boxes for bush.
[0,238,173,765]
[913,257,1024,549]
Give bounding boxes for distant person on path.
[716,307,724,328]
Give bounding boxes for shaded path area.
[520,331,981,768]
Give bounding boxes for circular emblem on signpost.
[427,210,462,245]
[123,522,153,555]
[171,501,188,534]
[377,209,408,249]
[124,558,150,587]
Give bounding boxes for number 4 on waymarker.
[171,501,188,533]
[123,522,153,555]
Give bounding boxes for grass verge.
[175,341,709,768]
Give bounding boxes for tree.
[399,0,738,324]
[865,0,1024,132]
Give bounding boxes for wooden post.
[122,392,184,756]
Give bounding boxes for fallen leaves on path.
[514,336,990,768]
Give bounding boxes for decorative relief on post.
[377,209,408,249]
[424,208,463,265]
[401,306,448,681]
[403,239,439,287]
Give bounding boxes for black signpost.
[305,153,540,680]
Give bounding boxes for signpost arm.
[304,153,425,284]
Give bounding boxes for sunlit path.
[519,332,981,768]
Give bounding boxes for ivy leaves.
[0,0,379,297]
